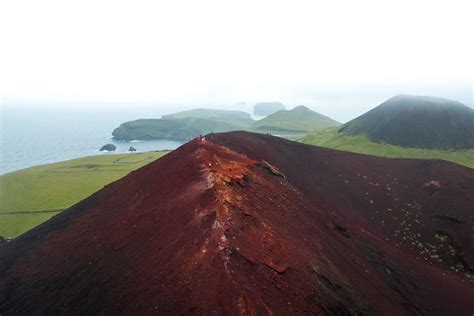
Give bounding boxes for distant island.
[112,105,340,141]
[253,101,286,116]
[161,108,253,127]
[112,109,255,142]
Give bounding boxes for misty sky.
[0,0,472,122]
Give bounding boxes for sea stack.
[99,144,116,152]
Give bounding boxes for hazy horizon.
[2,82,472,123]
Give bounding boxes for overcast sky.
[0,0,472,121]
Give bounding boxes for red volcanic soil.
[1,131,473,315]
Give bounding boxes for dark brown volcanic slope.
[1,131,473,315]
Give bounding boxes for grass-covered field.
[300,128,474,169]
[0,152,168,238]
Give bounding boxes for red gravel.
[1,131,473,315]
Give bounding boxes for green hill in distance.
[340,94,474,149]
[112,106,340,142]
[0,152,168,238]
[113,109,256,142]
[251,105,340,138]
[162,108,254,127]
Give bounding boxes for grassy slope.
[162,109,254,128]
[0,152,168,238]
[300,128,474,168]
[341,95,474,149]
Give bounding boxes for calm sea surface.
[0,105,188,175]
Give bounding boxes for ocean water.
[0,105,186,175]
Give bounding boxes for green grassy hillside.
[0,152,168,238]
[341,95,474,149]
[112,107,340,142]
[301,128,474,168]
[251,105,340,137]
